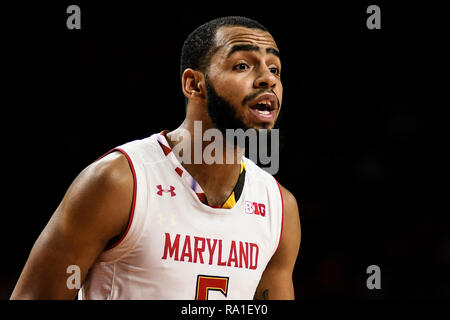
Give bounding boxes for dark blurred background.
[1,1,449,299]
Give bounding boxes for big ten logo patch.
[245,201,267,217]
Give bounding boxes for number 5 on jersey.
[195,275,229,300]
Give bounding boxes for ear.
[181,68,206,101]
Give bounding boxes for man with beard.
[11,16,301,300]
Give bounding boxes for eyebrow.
[226,44,280,59]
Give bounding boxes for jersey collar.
[156,130,246,209]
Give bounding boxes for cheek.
[217,78,250,105]
[275,85,283,106]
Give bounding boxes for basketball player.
[11,16,301,300]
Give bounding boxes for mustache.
[242,89,280,108]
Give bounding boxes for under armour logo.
[156,185,176,197]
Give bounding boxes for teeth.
[257,110,270,115]
[258,100,272,107]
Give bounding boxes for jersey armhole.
[274,178,284,253]
[95,148,137,251]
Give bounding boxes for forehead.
[214,26,279,54]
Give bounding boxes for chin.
[248,121,276,131]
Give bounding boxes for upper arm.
[10,151,134,300]
[254,183,301,300]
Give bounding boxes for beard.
[205,75,251,135]
[205,75,283,134]
[204,75,284,151]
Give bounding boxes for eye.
[233,63,249,71]
[269,67,280,75]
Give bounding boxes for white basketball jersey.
[78,132,283,300]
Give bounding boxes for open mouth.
[251,100,273,114]
[248,93,277,121]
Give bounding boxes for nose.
[254,66,277,89]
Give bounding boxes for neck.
[165,117,245,206]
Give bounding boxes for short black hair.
[180,16,269,78]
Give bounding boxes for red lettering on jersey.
[217,240,227,266]
[249,243,259,270]
[227,241,238,268]
[180,235,192,262]
[245,201,254,214]
[161,233,259,271]
[253,202,260,215]
[259,203,266,217]
[206,238,217,265]
[239,242,249,268]
[245,201,267,217]
[193,236,206,264]
[162,233,180,261]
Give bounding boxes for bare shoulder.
[253,181,301,300]
[83,151,133,188]
[62,150,134,241]
[10,150,134,299]
[273,181,301,263]
[277,183,299,213]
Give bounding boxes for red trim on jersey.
[274,179,284,253]
[160,143,172,156]
[95,148,137,251]
[175,167,183,177]
[160,130,170,136]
